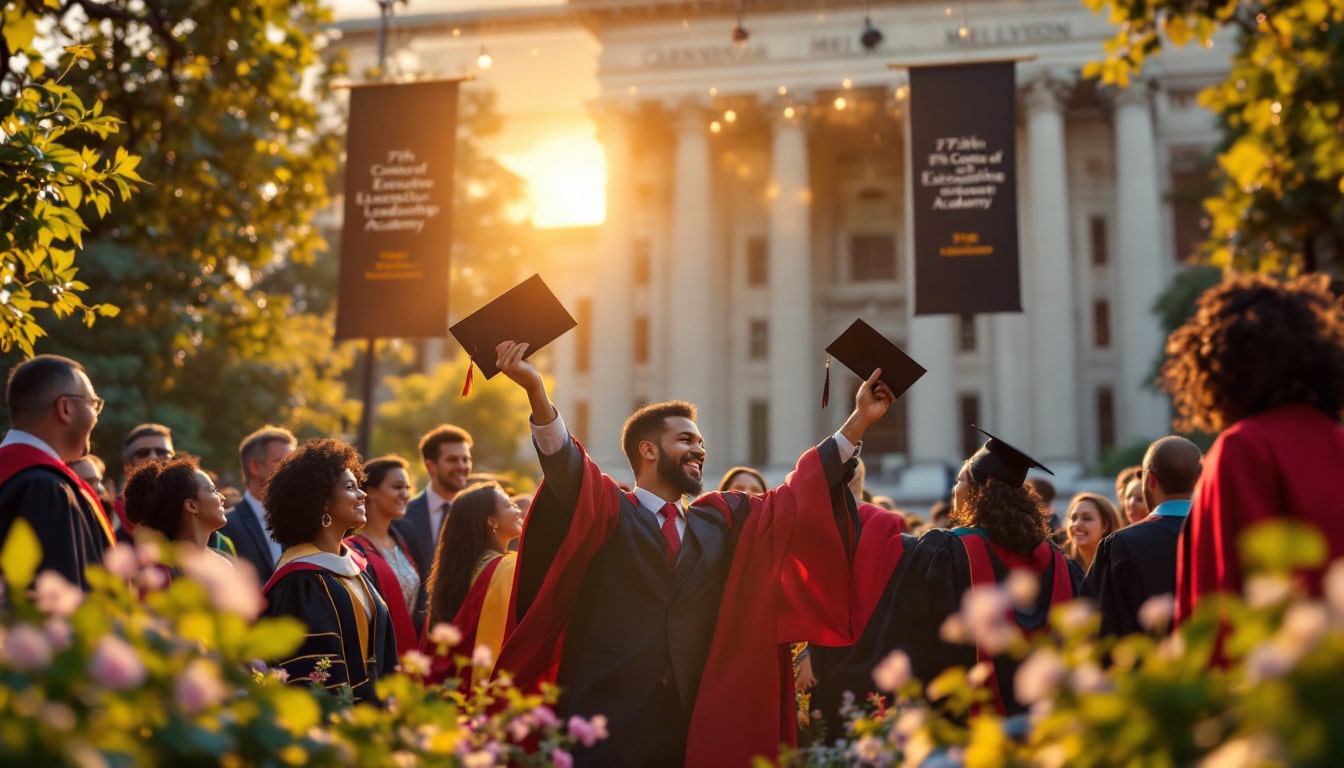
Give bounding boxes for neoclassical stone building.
[335,0,1227,497]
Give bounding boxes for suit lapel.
[239,499,275,568]
[673,511,708,589]
[625,497,674,571]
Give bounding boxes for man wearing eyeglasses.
[0,354,115,590]
[112,423,176,539]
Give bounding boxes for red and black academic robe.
[494,436,866,768]
[0,445,114,590]
[261,554,398,704]
[1177,404,1344,624]
[866,528,1081,717]
[809,504,915,738]
[346,533,425,655]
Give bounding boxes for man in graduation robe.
[0,355,114,589]
[1083,436,1201,636]
[491,340,895,768]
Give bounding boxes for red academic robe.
[0,445,115,588]
[421,555,505,689]
[1176,404,1344,623]
[495,440,873,768]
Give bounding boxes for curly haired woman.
[1163,273,1344,623]
[259,438,397,704]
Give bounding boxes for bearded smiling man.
[393,423,473,578]
[490,338,897,768]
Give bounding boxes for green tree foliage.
[0,5,144,356]
[0,0,358,477]
[371,354,542,493]
[1083,0,1344,274]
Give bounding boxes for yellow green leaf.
[1,518,42,592]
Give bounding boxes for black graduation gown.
[1081,515,1184,637]
[844,529,1083,719]
[0,467,109,590]
[262,567,398,704]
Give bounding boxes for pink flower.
[5,624,53,671]
[33,571,82,617]
[137,541,162,567]
[462,751,494,768]
[1324,560,1344,617]
[103,544,140,580]
[550,748,574,768]
[589,714,608,741]
[89,636,146,690]
[1013,648,1065,705]
[1279,602,1328,652]
[1245,574,1292,609]
[1070,662,1107,694]
[174,659,227,715]
[1005,569,1039,609]
[508,718,531,742]
[1055,600,1096,635]
[567,715,598,747]
[471,643,494,669]
[871,650,911,692]
[1244,641,1298,684]
[41,702,76,731]
[180,549,262,620]
[428,622,462,648]
[1138,593,1175,632]
[399,650,432,677]
[530,705,559,729]
[43,618,72,651]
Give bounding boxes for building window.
[748,319,769,360]
[1170,158,1213,262]
[573,401,590,445]
[749,400,769,466]
[575,298,592,374]
[632,238,651,285]
[1096,387,1116,454]
[1089,216,1108,266]
[746,236,768,286]
[633,316,649,364]
[1092,300,1111,349]
[957,315,977,352]
[958,394,981,458]
[849,233,898,281]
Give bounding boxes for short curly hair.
[1161,273,1344,434]
[122,455,204,541]
[951,466,1052,554]
[264,437,365,549]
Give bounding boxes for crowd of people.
[0,272,1341,767]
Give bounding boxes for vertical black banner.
[909,62,1021,315]
[335,80,459,339]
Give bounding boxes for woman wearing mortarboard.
[812,428,1082,728]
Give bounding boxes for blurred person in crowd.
[1121,476,1147,525]
[904,512,926,535]
[122,455,227,557]
[112,423,175,539]
[872,495,898,511]
[717,466,766,496]
[394,424,473,579]
[1084,436,1202,636]
[69,454,115,511]
[1163,274,1344,622]
[347,455,424,655]
[1115,465,1141,512]
[928,499,953,530]
[219,485,242,512]
[260,438,395,704]
[220,425,296,581]
[1025,477,1059,537]
[0,355,113,589]
[1063,492,1123,573]
[422,481,524,687]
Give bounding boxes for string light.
[833,96,847,111]
[723,109,737,123]
[476,45,492,69]
[710,120,722,133]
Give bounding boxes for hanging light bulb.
[476,45,492,69]
[731,0,749,43]
[860,1,883,51]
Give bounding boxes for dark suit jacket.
[1082,514,1184,636]
[220,497,276,581]
[0,467,108,590]
[527,436,849,767]
[392,491,437,578]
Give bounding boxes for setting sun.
[501,134,607,228]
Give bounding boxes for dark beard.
[656,446,703,497]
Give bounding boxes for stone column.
[766,97,815,464]
[1021,70,1079,464]
[585,103,637,466]
[990,125,1032,446]
[1112,81,1170,441]
[666,99,717,417]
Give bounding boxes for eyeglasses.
[131,447,175,461]
[56,394,105,415]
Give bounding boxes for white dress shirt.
[245,489,283,565]
[0,429,61,460]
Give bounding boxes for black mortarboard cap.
[822,319,927,408]
[967,426,1053,487]
[449,274,576,391]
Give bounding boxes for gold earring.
[321,513,333,528]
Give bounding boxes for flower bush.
[0,519,599,767]
[782,520,1344,768]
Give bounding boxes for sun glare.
[501,135,607,229]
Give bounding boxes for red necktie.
[659,502,682,567]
